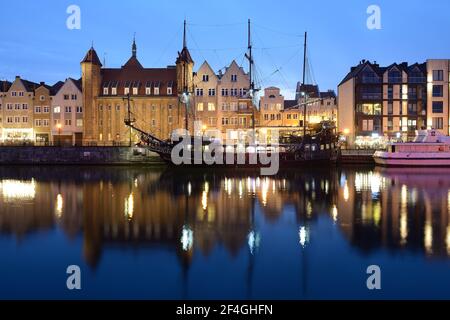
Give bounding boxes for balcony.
[408,77,426,84]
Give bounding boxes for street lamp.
[56,123,62,146]
[202,124,207,136]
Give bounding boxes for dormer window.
[111,81,118,95]
[231,74,237,82]
[154,81,160,95]
[202,74,209,82]
[145,81,152,95]
[124,81,131,95]
[167,81,173,95]
[132,81,140,95]
[103,81,110,95]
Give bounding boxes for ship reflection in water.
[0,166,449,299]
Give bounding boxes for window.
[167,87,172,95]
[362,119,374,131]
[112,87,117,95]
[356,103,382,115]
[432,117,444,129]
[76,119,83,127]
[432,85,443,97]
[196,88,203,96]
[222,117,229,125]
[15,103,21,110]
[221,103,228,111]
[152,119,156,126]
[7,103,13,110]
[11,91,17,97]
[230,102,237,111]
[65,106,72,113]
[43,106,49,113]
[202,74,209,82]
[168,116,172,124]
[7,117,13,123]
[65,119,72,126]
[432,101,444,113]
[293,114,298,120]
[287,114,292,120]
[22,116,28,123]
[154,87,159,95]
[18,91,24,97]
[388,70,402,83]
[40,95,45,101]
[54,106,61,113]
[270,114,275,120]
[116,105,120,111]
[133,87,138,95]
[231,74,237,82]
[264,114,269,121]
[22,103,28,110]
[207,103,215,111]
[387,86,393,99]
[239,117,247,126]
[35,106,41,113]
[71,94,77,100]
[408,87,417,99]
[54,119,60,126]
[276,114,281,120]
[76,106,83,113]
[14,116,20,123]
[231,88,238,96]
[64,94,70,100]
[35,119,42,127]
[208,88,215,96]
[433,70,444,81]
[124,87,130,95]
[239,88,247,97]
[407,103,417,114]
[387,118,393,130]
[387,103,393,115]
[197,103,204,111]
[43,119,49,127]
[208,117,215,126]
[221,88,228,96]
[239,102,247,110]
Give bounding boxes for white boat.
[373,130,450,167]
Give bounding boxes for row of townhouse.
[0,76,83,145]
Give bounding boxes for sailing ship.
[124,20,339,167]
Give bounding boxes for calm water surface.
[0,166,449,299]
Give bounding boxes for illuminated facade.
[258,86,337,140]
[338,59,450,147]
[192,60,257,140]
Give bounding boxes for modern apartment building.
[338,59,449,147]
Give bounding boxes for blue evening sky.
[0,0,448,98]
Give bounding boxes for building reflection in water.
[0,165,450,269]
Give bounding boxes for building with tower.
[81,24,194,145]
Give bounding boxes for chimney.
[40,82,45,86]
[15,76,20,79]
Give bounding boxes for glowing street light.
[56,123,63,146]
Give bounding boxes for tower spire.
[132,32,137,58]
[183,20,187,49]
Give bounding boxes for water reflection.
[0,166,449,298]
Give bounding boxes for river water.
[0,166,449,299]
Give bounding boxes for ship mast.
[302,31,307,137]
[245,19,256,142]
[183,19,189,132]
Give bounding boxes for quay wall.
[0,146,164,165]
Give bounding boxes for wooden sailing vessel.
[124,21,339,167]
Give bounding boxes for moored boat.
[373,130,450,167]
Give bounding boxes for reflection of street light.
[56,123,62,146]
[202,124,207,136]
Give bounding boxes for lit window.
[146,87,151,95]
[111,87,117,95]
[133,87,138,95]
[197,103,204,111]
[77,119,83,127]
[54,106,61,113]
[154,87,159,95]
[167,87,172,95]
[208,103,215,111]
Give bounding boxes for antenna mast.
[245,19,256,141]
